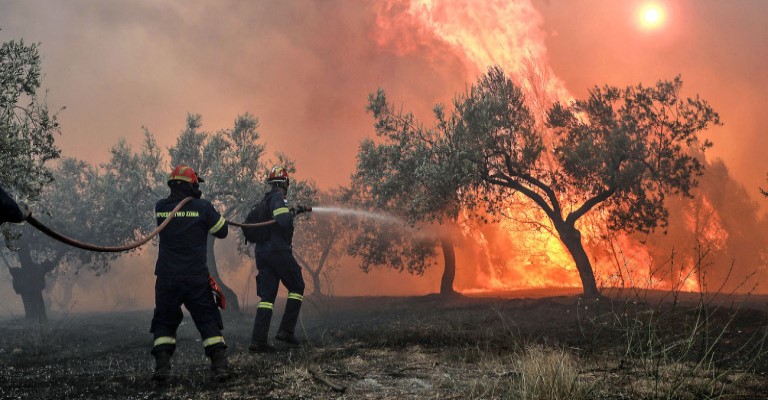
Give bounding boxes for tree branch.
[566,187,616,225]
[41,251,66,274]
[486,175,558,222]
[316,240,332,276]
[518,171,562,217]
[500,152,562,217]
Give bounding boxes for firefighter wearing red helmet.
[150,165,230,382]
[246,166,309,353]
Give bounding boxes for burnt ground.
[1,290,767,400]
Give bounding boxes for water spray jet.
[311,206,405,225]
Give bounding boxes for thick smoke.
[0,0,469,187]
[0,0,766,309]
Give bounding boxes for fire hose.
[25,197,279,253]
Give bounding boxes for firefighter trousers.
[150,275,225,356]
[251,250,305,343]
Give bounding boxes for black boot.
[209,348,231,382]
[248,340,277,353]
[276,297,303,345]
[250,306,275,353]
[152,351,172,382]
[275,330,302,345]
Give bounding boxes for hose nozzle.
[294,205,312,215]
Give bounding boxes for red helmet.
[267,166,289,184]
[169,165,204,184]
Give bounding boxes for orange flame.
[375,0,728,295]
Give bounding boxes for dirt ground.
[1,290,767,399]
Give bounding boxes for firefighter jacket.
[154,194,228,278]
[255,186,295,254]
[0,186,24,224]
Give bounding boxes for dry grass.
[0,294,766,399]
[517,345,588,400]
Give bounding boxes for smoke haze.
[2,1,764,190]
[0,0,468,187]
[1,0,766,306]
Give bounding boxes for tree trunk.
[294,252,325,297]
[310,271,323,297]
[439,238,458,296]
[206,237,240,312]
[555,223,600,298]
[9,249,48,321]
[19,284,46,321]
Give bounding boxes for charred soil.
[1,290,767,399]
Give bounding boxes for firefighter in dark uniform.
[248,166,309,353]
[0,185,28,224]
[150,165,230,382]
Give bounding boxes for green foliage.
[168,113,267,225]
[341,182,438,276]
[449,68,719,234]
[347,91,458,276]
[445,66,546,217]
[548,76,719,234]
[11,134,167,279]
[0,38,61,200]
[358,66,720,293]
[38,158,113,273]
[361,89,463,223]
[99,131,167,239]
[5,158,107,285]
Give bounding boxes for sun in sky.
[638,2,666,30]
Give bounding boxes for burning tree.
[366,67,720,298]
[648,159,768,293]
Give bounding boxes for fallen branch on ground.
[310,368,346,393]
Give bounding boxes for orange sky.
[2,0,767,299]
[2,0,765,196]
[534,0,768,200]
[1,1,467,189]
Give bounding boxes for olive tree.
[5,134,165,321]
[1,37,60,229]
[0,38,60,194]
[341,182,444,294]
[350,88,473,296]
[366,67,720,298]
[0,36,59,320]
